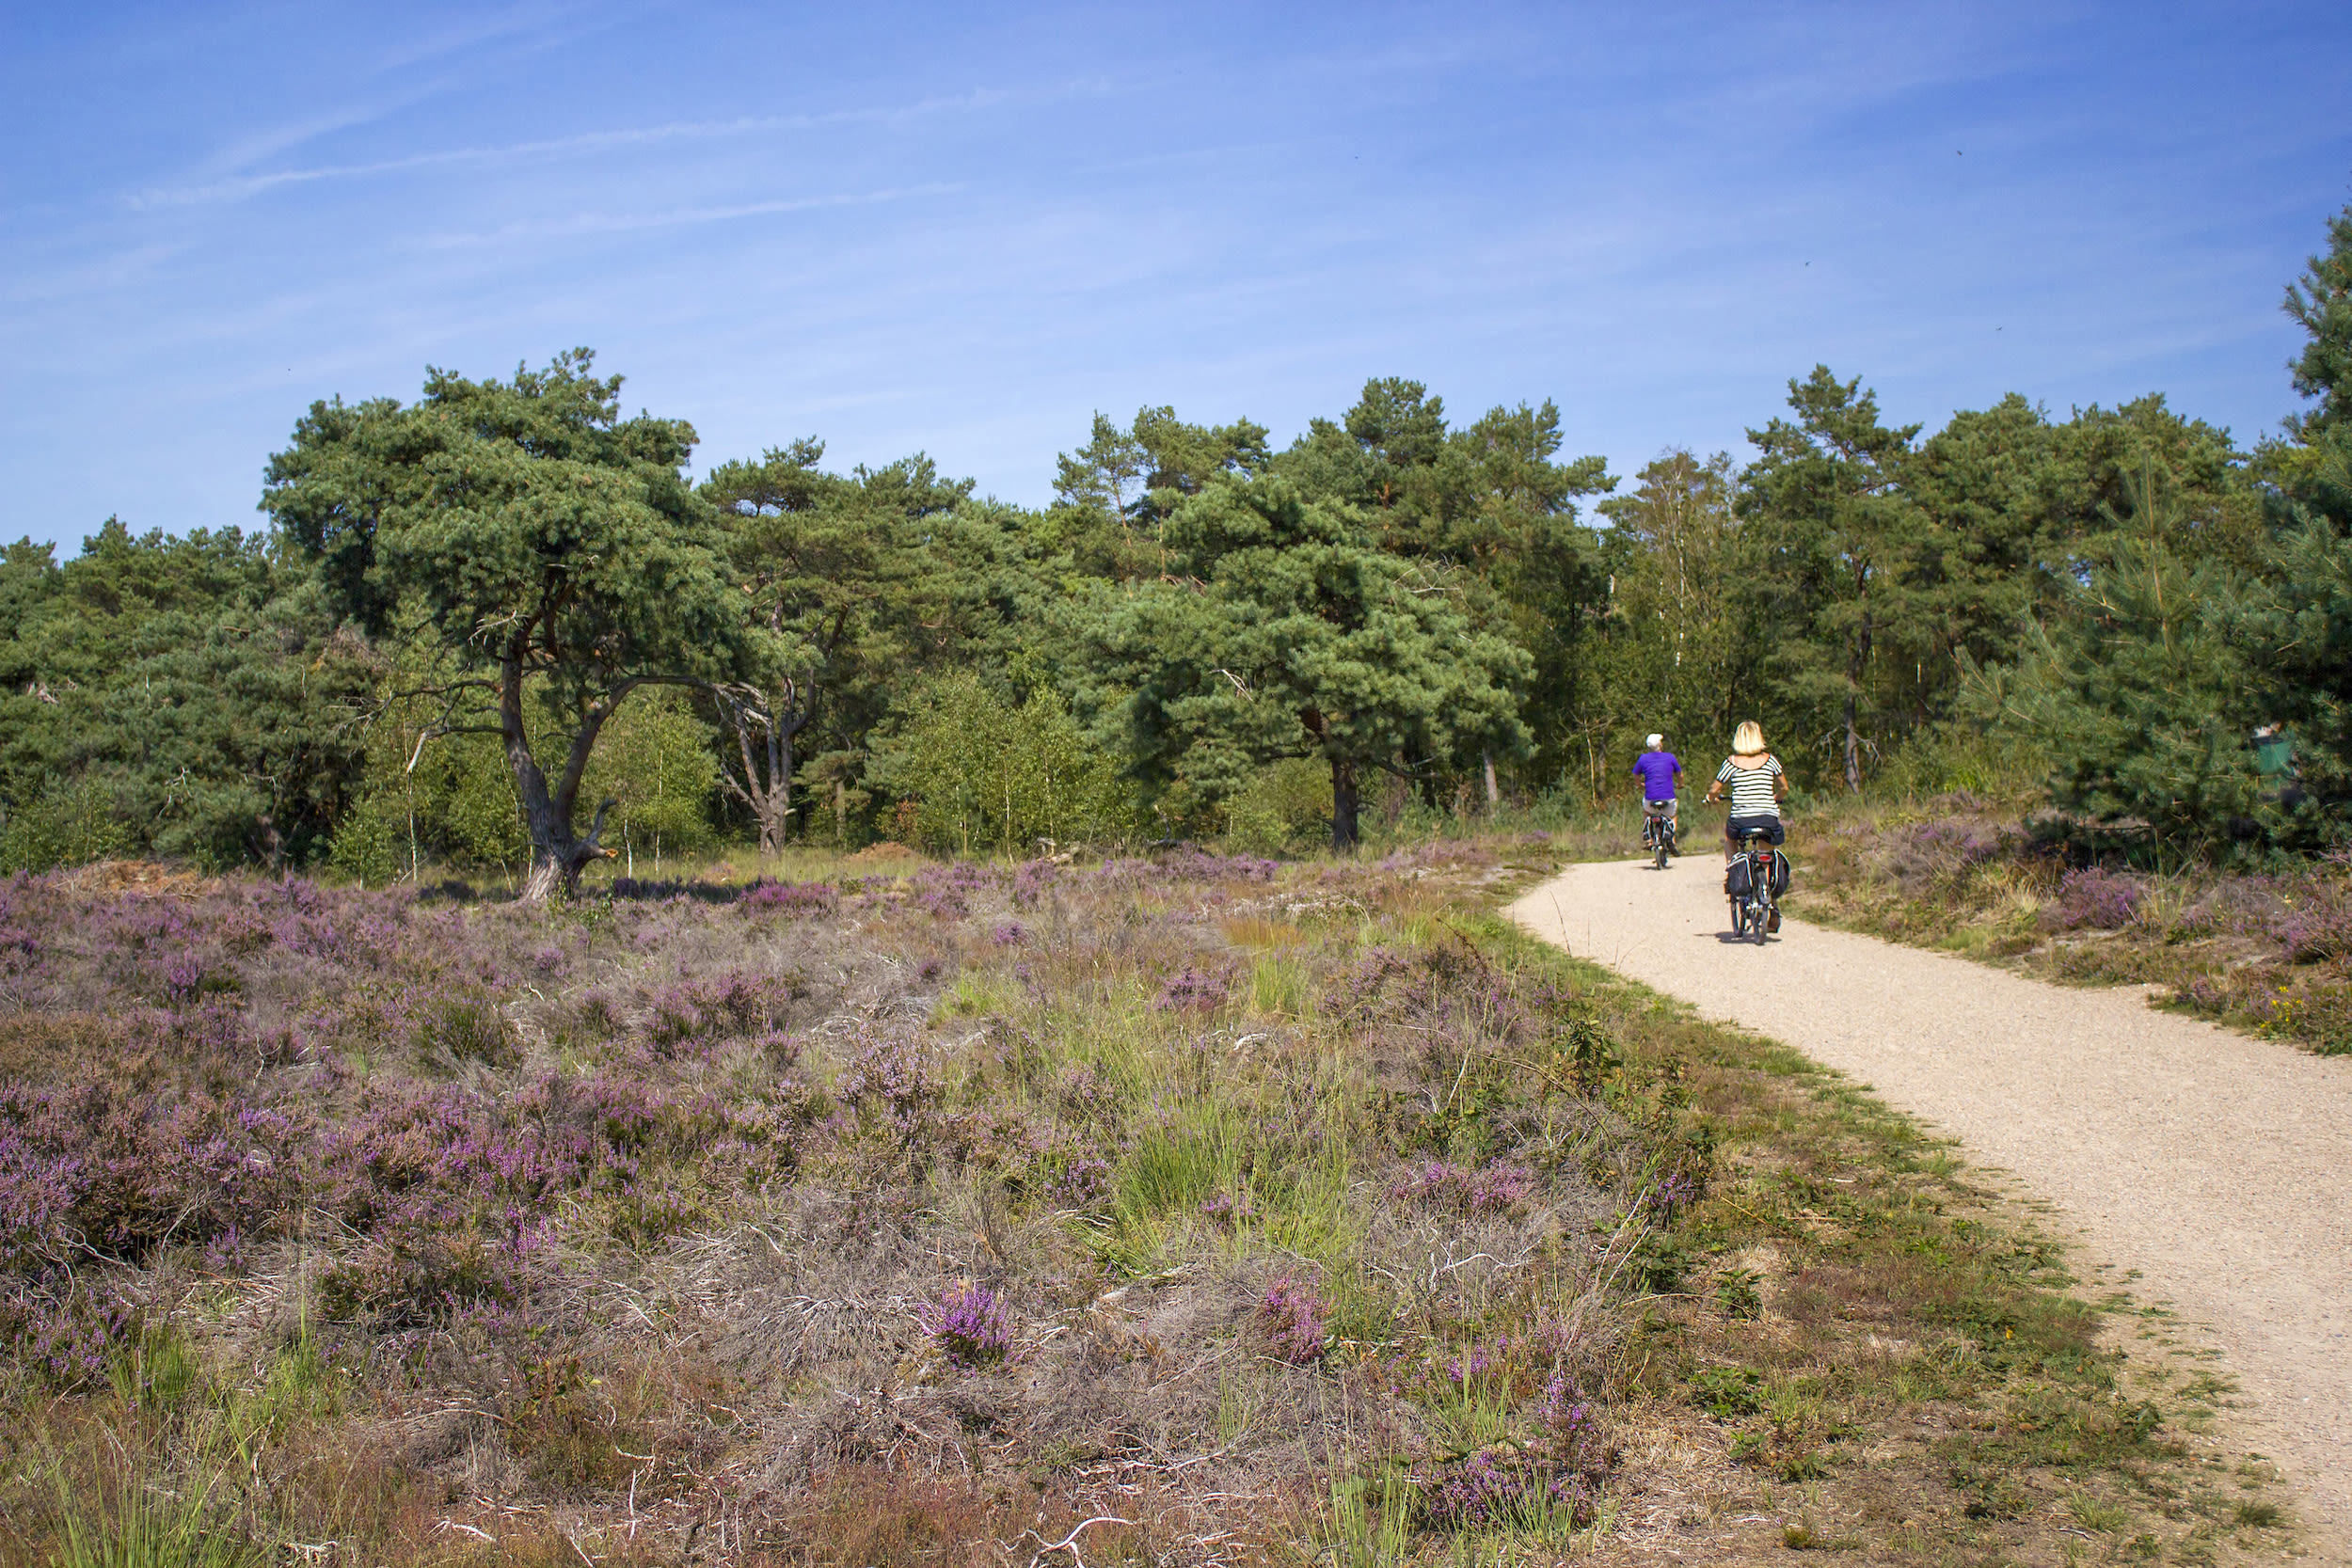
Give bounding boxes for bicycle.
[1728,826,1784,944]
[1640,799,1678,869]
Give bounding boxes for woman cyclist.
[1702,721,1789,930]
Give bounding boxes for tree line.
[3,205,2346,890]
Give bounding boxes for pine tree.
[1740,368,1925,791]
[1063,476,1529,849]
[1998,464,2265,845]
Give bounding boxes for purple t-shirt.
[1630,751,1682,800]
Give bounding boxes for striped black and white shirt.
[1715,754,1783,816]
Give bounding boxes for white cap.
[1645,734,1663,749]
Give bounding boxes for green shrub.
[326,789,405,886]
[580,686,720,860]
[0,776,136,873]
[870,672,1134,855]
[1224,757,1333,853]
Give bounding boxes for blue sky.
[3,1,2348,550]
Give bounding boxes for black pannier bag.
[1724,857,1753,896]
[1769,851,1791,896]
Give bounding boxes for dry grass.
[0,837,2305,1564]
[1785,794,2352,1053]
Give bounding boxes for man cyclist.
[1630,734,1682,856]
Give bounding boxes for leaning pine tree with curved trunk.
[263,350,746,900]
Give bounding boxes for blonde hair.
[1732,721,1767,753]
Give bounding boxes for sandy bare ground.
[1509,854,2352,1558]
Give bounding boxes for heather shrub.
[1026,1141,1116,1210]
[2278,889,2352,962]
[1258,1276,1330,1364]
[1389,1159,1536,1214]
[2047,867,2142,930]
[923,1283,1012,1370]
[740,879,838,917]
[2,1275,135,1389]
[644,969,798,1048]
[0,842,1704,1560]
[837,1033,946,1148]
[314,1213,541,1327]
[1009,858,1058,908]
[0,1075,308,1275]
[1418,1451,1526,1529]
[1154,964,1231,1013]
[414,992,516,1068]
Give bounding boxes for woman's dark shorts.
[1724,814,1785,847]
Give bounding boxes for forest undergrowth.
[0,839,2296,1565]
[1783,791,2352,1054]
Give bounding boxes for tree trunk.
[501,626,625,901]
[1842,610,1873,793]
[1330,756,1360,852]
[1482,751,1500,809]
[1840,690,1861,795]
[517,797,618,901]
[715,684,806,859]
[757,712,793,856]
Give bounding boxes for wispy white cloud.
[369,0,578,73]
[187,102,422,181]
[122,86,1044,210]
[412,182,969,246]
[0,241,188,307]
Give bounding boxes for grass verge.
[1466,900,2301,1566]
[1776,795,2352,1055]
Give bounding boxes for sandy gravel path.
[1508,855,2352,1554]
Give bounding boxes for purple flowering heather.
[1389,1160,1537,1214]
[1644,1169,1699,1220]
[3,1276,135,1388]
[161,954,205,1003]
[1154,965,1231,1013]
[1445,1339,1507,1388]
[1420,1452,1524,1529]
[1199,1191,1256,1227]
[645,970,792,1048]
[1257,1276,1330,1363]
[925,1283,1011,1369]
[2279,895,2352,962]
[1053,1064,1122,1123]
[739,879,838,917]
[2049,867,2142,930]
[1010,859,1059,909]
[839,1035,944,1142]
[1543,1373,1598,1452]
[1043,1154,1113,1208]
